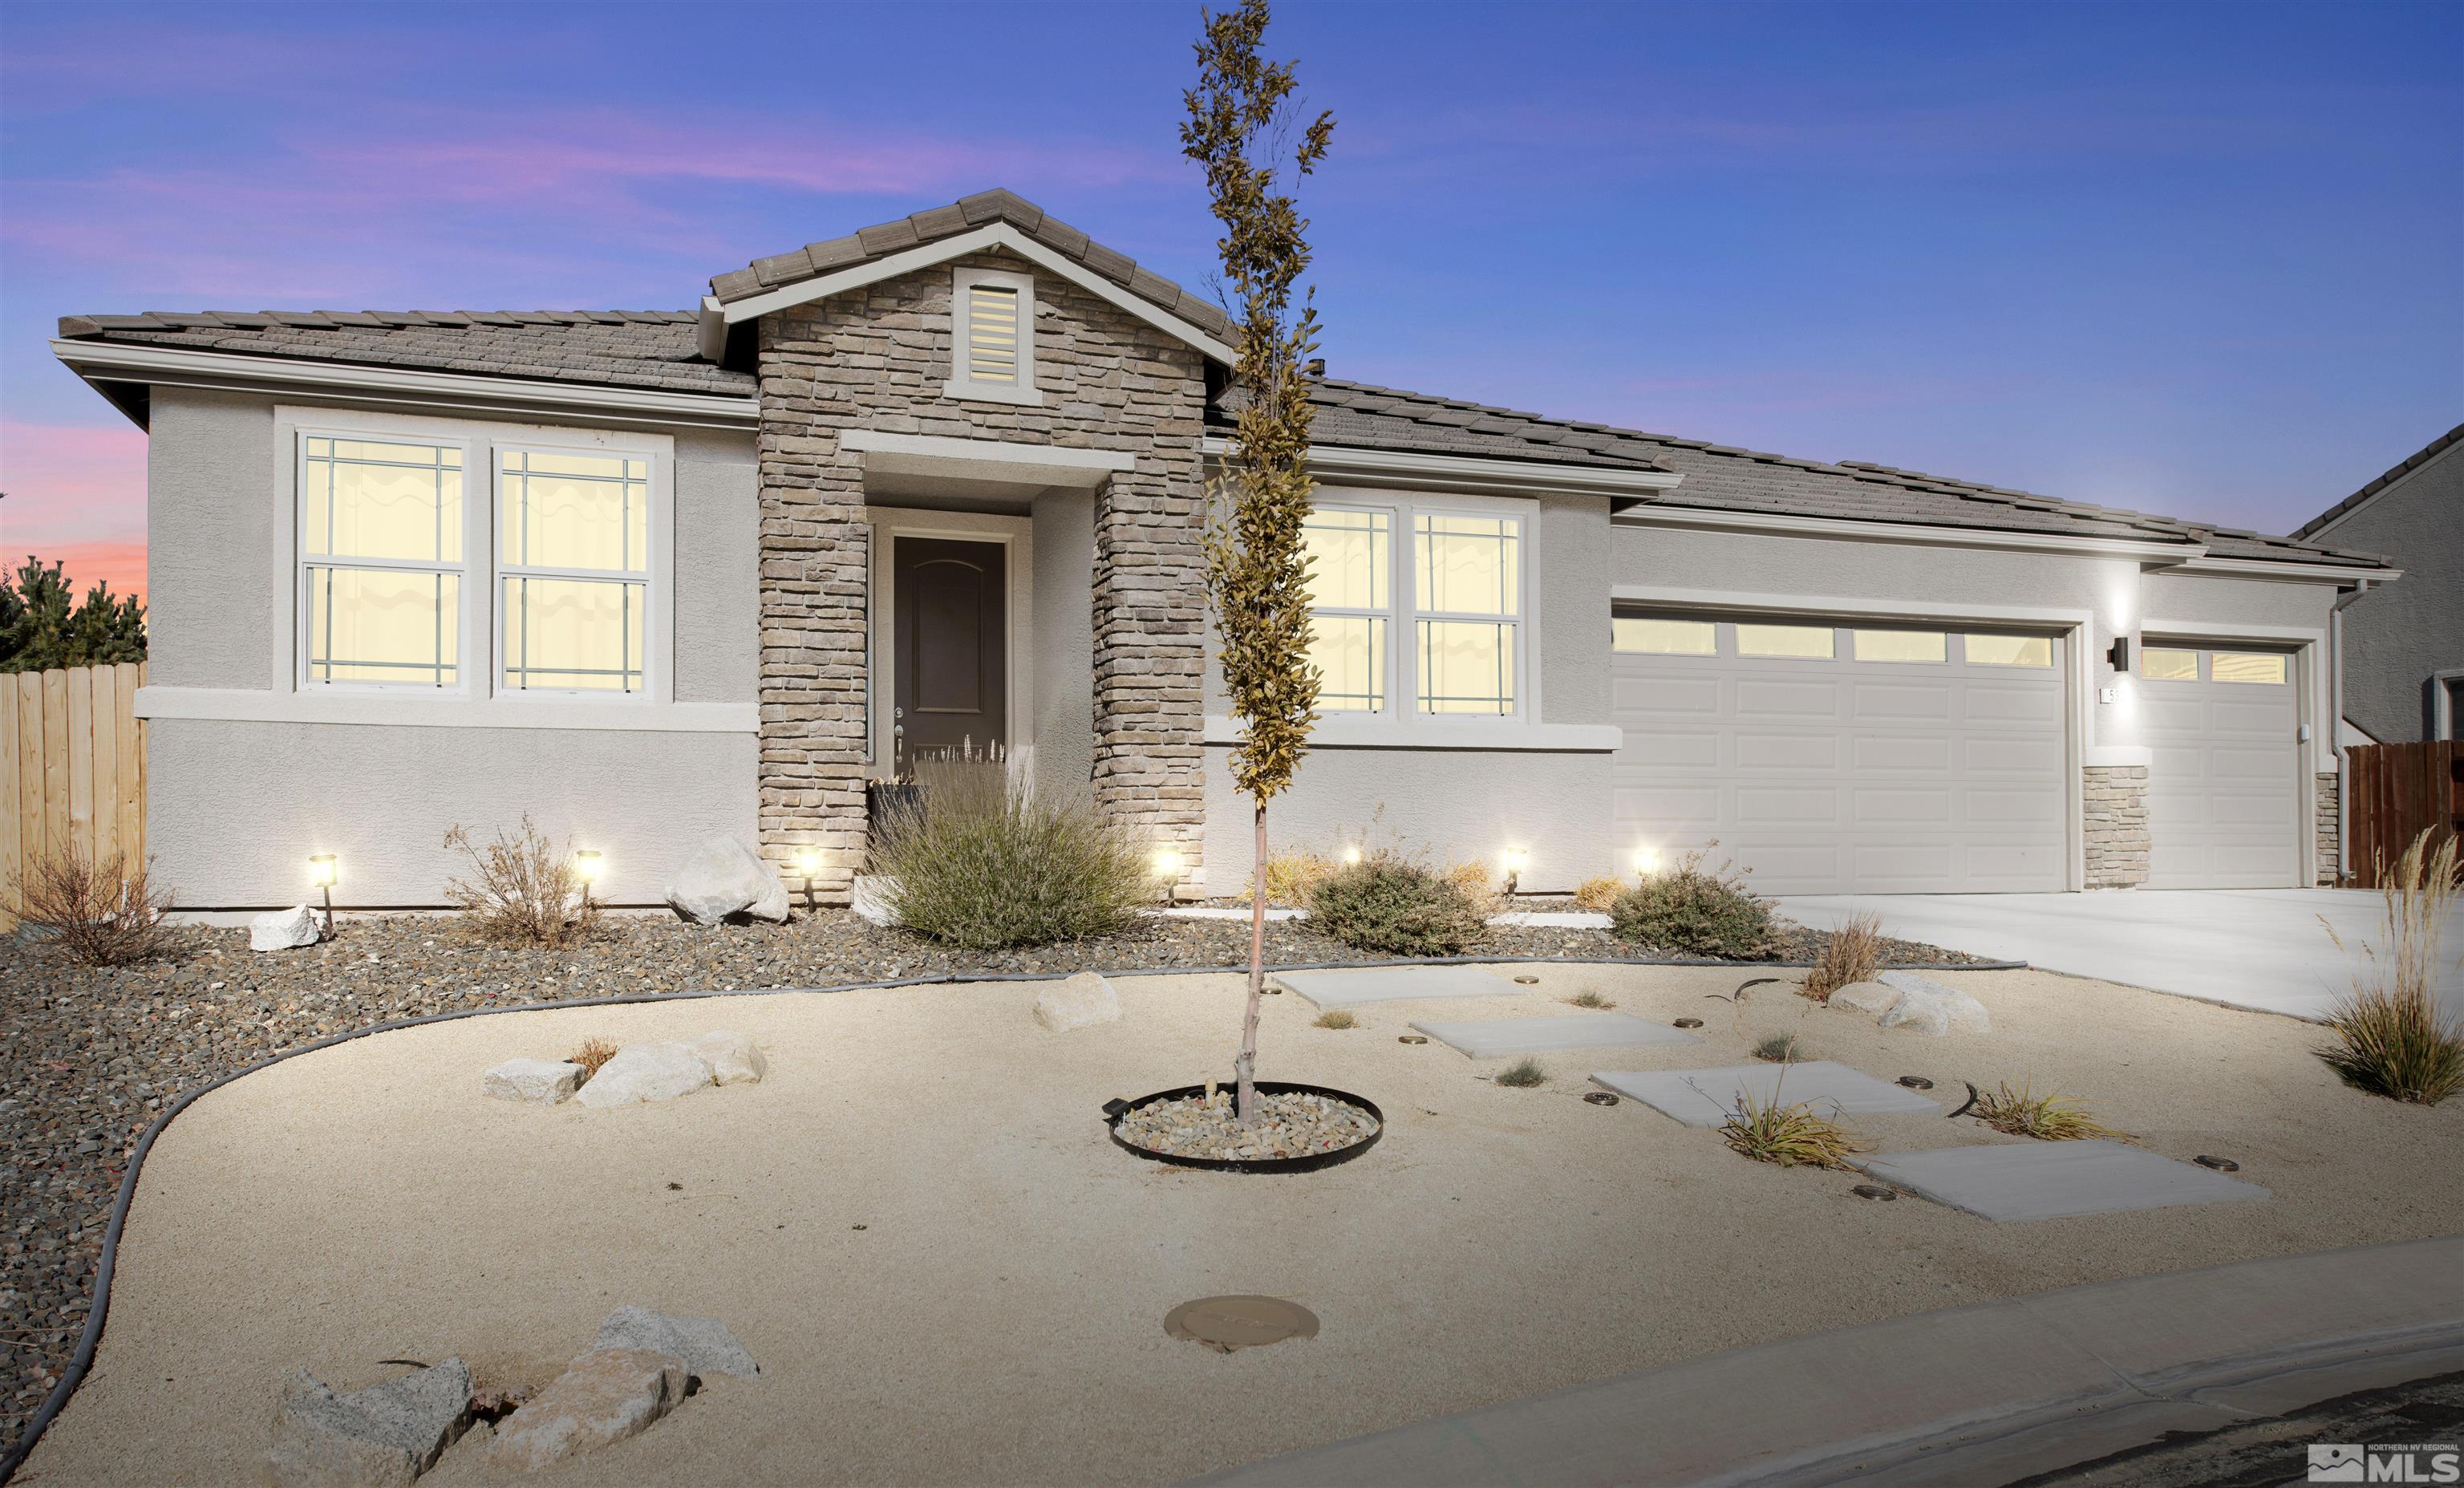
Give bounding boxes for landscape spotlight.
[1633,847,1659,878]
[1342,845,1363,866]
[793,845,825,912]
[1153,845,1183,902]
[573,849,603,907]
[306,853,338,938]
[1502,847,1528,896]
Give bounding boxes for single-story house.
[50,190,2401,909]
[2292,423,2462,746]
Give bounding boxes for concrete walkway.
[1190,1235,2464,1488]
[1779,888,2464,1022]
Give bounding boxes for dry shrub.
[1567,990,1616,1010]
[1495,1056,1547,1088]
[2320,831,2464,1105]
[1572,875,1626,912]
[1307,850,1492,958]
[569,1038,618,1081]
[1249,850,1337,908]
[1312,1009,1357,1030]
[874,753,1151,950]
[6,844,172,966]
[1608,845,1773,957]
[1752,1032,1805,1064]
[1441,858,1504,918]
[1801,912,1886,1001]
[1720,1088,1870,1169]
[1971,1079,2132,1141]
[442,815,598,948]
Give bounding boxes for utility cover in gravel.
[1270,966,1526,1010]
[1854,1140,2271,1222]
[1591,1061,1943,1128]
[1114,1089,1379,1162]
[1409,1014,1701,1057]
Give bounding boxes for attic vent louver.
[967,282,1020,384]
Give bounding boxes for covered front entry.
[1611,613,2069,894]
[2139,643,2303,889]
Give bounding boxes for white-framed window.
[1303,506,1392,712]
[2210,651,2288,685]
[945,266,1040,405]
[1413,512,1522,715]
[1737,622,1835,659]
[496,448,650,694]
[298,434,468,690]
[1613,617,1716,655]
[1852,628,1947,663]
[2142,647,2200,682]
[1966,634,2054,667]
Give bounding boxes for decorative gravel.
[1113,1088,1380,1162]
[0,905,1984,1445]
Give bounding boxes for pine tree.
[0,555,148,672]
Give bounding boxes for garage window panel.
[1965,635,2053,667]
[2210,651,2288,685]
[2142,647,2200,682]
[1853,629,1947,663]
[1614,617,1716,655]
[1737,623,1835,659]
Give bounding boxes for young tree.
[1181,0,1335,1124]
[0,554,148,673]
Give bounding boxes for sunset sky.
[2,0,2458,603]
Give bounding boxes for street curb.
[1187,1235,2464,1488]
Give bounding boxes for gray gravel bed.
[0,907,1985,1445]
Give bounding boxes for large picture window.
[1303,508,1391,712]
[300,436,464,687]
[498,449,649,693]
[1414,513,1521,715]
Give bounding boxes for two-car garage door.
[1611,615,2069,894]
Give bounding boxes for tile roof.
[54,309,752,398]
[2292,421,2464,540]
[709,189,1238,345]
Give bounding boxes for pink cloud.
[7,541,149,604]
[2,419,148,543]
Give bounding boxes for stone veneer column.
[2315,770,2341,885]
[1090,465,1208,894]
[2082,764,2150,889]
[752,313,871,902]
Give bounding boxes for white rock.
[1826,980,1902,1016]
[251,905,322,952]
[1032,971,1122,1032]
[663,837,789,926]
[488,1348,686,1471]
[688,1031,767,1086]
[574,1042,713,1108]
[1880,970,1992,1034]
[594,1304,760,1380]
[849,874,899,927]
[480,1058,583,1105]
[267,1358,472,1488]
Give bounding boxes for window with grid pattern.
[1413,513,1520,715]
[300,436,464,687]
[1303,508,1391,712]
[498,449,648,692]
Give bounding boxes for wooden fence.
[2,663,148,926]
[2344,740,2464,888]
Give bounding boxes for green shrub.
[1306,851,1491,958]
[1607,846,1773,957]
[873,755,1152,950]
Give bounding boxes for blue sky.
[3,0,2458,597]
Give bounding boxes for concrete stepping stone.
[1410,1014,1701,1057]
[1591,1060,1941,1128]
[1854,1140,2270,1222]
[1270,966,1526,1010]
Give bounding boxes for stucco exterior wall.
[134,386,761,907]
[1030,488,1097,807]
[2304,438,2462,742]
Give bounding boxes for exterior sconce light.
[2106,636,2132,673]
[1153,845,1183,902]
[1502,848,1528,896]
[306,853,338,938]
[793,846,825,914]
[573,850,603,908]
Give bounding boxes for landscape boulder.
[1875,971,1992,1036]
[267,1357,472,1488]
[849,874,899,927]
[251,905,323,953]
[688,1031,767,1086]
[1826,980,1901,1016]
[1033,971,1122,1032]
[663,837,789,926]
[573,1042,713,1109]
[488,1348,687,1472]
[594,1304,760,1380]
[480,1058,584,1106]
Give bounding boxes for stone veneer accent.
[2082,764,2150,889]
[752,250,1209,900]
[2315,769,2341,885]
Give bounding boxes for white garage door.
[2141,644,2303,889]
[1611,615,2069,894]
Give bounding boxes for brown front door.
[893,536,1007,769]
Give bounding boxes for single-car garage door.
[2141,644,2303,889]
[1611,615,2069,894]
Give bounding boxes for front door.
[893,536,1007,770]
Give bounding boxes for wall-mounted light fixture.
[573,849,603,909]
[2106,636,2133,674]
[306,853,339,938]
[1502,847,1529,896]
[793,846,824,914]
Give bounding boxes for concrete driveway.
[1778,888,2464,1023]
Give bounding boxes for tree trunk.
[1235,800,1266,1125]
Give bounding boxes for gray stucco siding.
[148,718,756,909]
[147,388,280,688]
[1030,488,1098,805]
[2305,439,2462,742]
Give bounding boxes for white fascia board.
[1611,501,2201,561]
[53,339,760,429]
[1611,585,2094,630]
[696,294,727,363]
[2162,554,2401,584]
[839,429,1136,489]
[1205,714,1623,752]
[136,686,755,733]
[2138,619,2330,646]
[715,225,1238,365]
[1203,436,1684,499]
